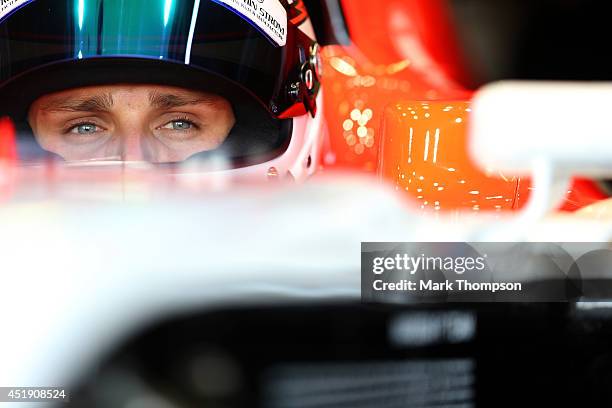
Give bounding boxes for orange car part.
[0,117,16,163]
[379,101,520,212]
[320,0,606,212]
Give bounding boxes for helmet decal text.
[0,0,33,22]
[211,0,287,47]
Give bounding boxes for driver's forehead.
[29,84,223,113]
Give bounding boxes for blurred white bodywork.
[1,175,612,402]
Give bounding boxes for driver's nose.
[119,132,151,162]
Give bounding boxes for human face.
[28,84,236,163]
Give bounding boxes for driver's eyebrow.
[149,91,215,109]
[42,93,114,112]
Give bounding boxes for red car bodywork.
[320,0,607,212]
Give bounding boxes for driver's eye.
[161,120,193,130]
[69,123,99,135]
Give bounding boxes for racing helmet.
[0,0,323,181]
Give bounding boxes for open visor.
[0,0,320,166]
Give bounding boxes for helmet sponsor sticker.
[0,0,33,22]
[212,0,287,47]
